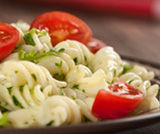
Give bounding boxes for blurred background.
[1,0,160,134]
[1,0,160,64]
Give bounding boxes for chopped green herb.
[55,61,62,68]
[12,96,23,108]
[14,70,18,74]
[0,113,8,126]
[4,102,8,106]
[106,80,114,85]
[31,74,37,81]
[30,88,34,94]
[82,89,86,93]
[84,56,87,62]
[18,49,65,62]
[82,115,90,122]
[48,93,52,96]
[24,32,36,46]
[53,73,65,81]
[72,84,79,89]
[14,45,22,51]
[59,88,64,95]
[128,79,134,84]
[71,96,76,100]
[58,48,65,53]
[113,69,116,77]
[40,88,44,92]
[73,57,78,65]
[121,64,134,75]
[24,121,28,125]
[46,120,54,126]
[19,86,24,93]
[7,87,12,94]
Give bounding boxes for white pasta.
[11,21,30,45]
[117,72,159,113]
[92,47,123,83]
[76,98,98,122]
[0,60,66,110]
[37,40,94,76]
[129,65,154,81]
[55,40,94,67]
[7,96,81,128]
[0,20,159,128]
[66,65,108,97]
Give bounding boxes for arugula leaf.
[0,113,8,126]
[121,64,134,75]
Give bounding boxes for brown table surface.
[1,0,160,134]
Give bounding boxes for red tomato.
[30,11,92,46]
[92,82,144,119]
[0,23,19,61]
[86,38,106,53]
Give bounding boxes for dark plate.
[0,55,160,134]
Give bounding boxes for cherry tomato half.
[92,82,144,119]
[30,11,92,46]
[86,38,106,53]
[0,23,19,61]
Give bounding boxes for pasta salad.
[0,11,159,128]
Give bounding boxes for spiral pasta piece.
[92,46,123,83]
[66,65,108,97]
[117,72,159,112]
[76,98,98,122]
[7,96,81,128]
[0,60,67,110]
[129,65,154,81]
[11,21,30,45]
[1,61,66,92]
[37,40,94,76]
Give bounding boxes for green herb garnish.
[7,87,12,95]
[31,73,37,81]
[53,73,65,81]
[71,96,76,100]
[19,85,24,93]
[0,113,8,126]
[18,49,65,62]
[24,29,36,46]
[55,61,63,68]
[73,57,78,65]
[12,96,23,108]
[121,64,134,75]
[72,84,79,89]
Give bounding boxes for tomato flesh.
[92,82,144,119]
[30,11,92,46]
[0,23,19,61]
[86,38,106,53]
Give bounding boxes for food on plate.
[30,11,92,46]
[0,23,19,61]
[0,11,159,128]
[92,82,144,119]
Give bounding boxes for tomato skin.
[92,82,144,119]
[0,23,19,61]
[30,11,92,46]
[86,38,106,53]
